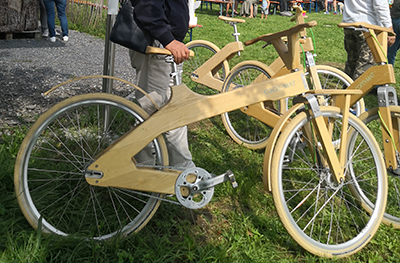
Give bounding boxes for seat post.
[230,22,241,56]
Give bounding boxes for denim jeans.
[43,0,68,37]
[388,17,400,65]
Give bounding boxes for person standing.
[241,0,258,18]
[324,0,338,15]
[388,0,400,65]
[342,0,395,81]
[129,0,195,169]
[278,0,292,16]
[38,0,49,37]
[261,0,269,19]
[43,0,69,42]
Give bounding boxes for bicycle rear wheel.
[270,106,386,257]
[183,40,229,95]
[357,106,400,228]
[14,93,168,240]
[221,60,275,149]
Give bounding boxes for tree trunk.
[0,0,39,32]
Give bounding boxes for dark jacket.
[391,0,400,19]
[132,0,189,47]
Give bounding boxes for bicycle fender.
[263,103,304,192]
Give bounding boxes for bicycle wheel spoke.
[15,94,166,240]
[271,108,386,257]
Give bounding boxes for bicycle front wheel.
[183,40,230,95]
[221,60,275,149]
[357,106,400,228]
[270,106,386,257]
[14,93,168,240]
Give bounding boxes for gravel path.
[0,28,136,126]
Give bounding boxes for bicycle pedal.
[226,170,238,188]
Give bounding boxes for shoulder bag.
[109,0,154,53]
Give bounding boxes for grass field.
[1,5,400,263]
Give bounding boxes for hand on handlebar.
[165,40,190,64]
[388,26,396,47]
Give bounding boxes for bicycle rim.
[270,107,386,257]
[14,93,168,240]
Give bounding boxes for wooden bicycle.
[14,21,387,258]
[184,7,361,149]
[329,22,400,228]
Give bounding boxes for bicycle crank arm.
[197,170,238,191]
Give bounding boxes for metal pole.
[102,0,119,130]
[102,0,118,93]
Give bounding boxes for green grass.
[2,7,400,263]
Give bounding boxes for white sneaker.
[50,37,56,42]
[63,36,69,42]
[42,31,49,37]
[55,30,61,36]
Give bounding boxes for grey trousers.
[129,44,195,170]
[39,0,48,33]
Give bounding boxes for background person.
[388,0,400,65]
[43,0,69,42]
[324,0,338,15]
[342,0,394,81]
[38,0,49,37]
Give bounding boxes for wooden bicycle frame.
[191,6,314,92]
[85,22,354,195]
[334,22,397,171]
[192,7,324,123]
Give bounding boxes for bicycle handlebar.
[338,22,395,36]
[145,46,195,57]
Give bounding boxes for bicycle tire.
[221,60,275,149]
[14,93,168,240]
[183,40,230,95]
[221,63,362,150]
[356,106,400,228]
[270,106,387,257]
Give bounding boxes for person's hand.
[388,35,396,47]
[388,26,396,47]
[165,40,190,64]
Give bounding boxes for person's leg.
[226,2,232,16]
[129,41,195,169]
[43,0,56,37]
[350,30,375,80]
[343,28,358,80]
[282,0,288,12]
[388,17,400,65]
[54,0,68,37]
[324,0,328,13]
[39,0,48,36]
[234,0,239,13]
[333,0,337,14]
[241,1,248,16]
